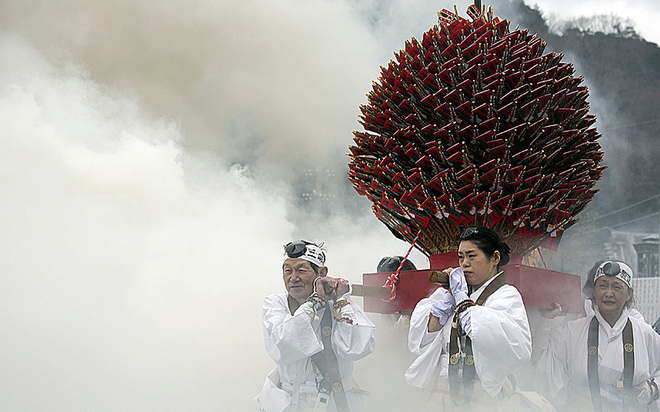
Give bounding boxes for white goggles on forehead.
[594,261,633,289]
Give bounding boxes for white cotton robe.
[406,275,533,397]
[255,291,375,412]
[535,307,660,411]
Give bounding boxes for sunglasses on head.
[599,261,622,277]
[460,227,479,240]
[284,240,312,258]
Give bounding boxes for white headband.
[283,242,325,268]
[594,261,633,289]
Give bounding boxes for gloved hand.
[429,288,456,326]
[449,267,469,304]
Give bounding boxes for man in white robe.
[255,240,375,412]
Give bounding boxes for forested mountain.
[516,1,660,230]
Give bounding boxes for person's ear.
[319,266,328,277]
[492,250,501,265]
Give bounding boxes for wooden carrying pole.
[350,270,448,300]
[350,284,394,300]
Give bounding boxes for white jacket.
[535,307,660,411]
[406,275,532,396]
[255,291,375,412]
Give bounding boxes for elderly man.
[255,240,376,412]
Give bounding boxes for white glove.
[449,267,469,304]
[429,288,455,325]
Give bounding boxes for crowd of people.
[255,228,660,412]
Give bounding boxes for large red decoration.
[348,5,605,258]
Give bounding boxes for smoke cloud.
[0,2,429,408]
[0,33,296,410]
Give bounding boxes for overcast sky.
[0,1,657,411]
[528,0,660,44]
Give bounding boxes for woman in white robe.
[406,226,533,411]
[535,259,660,412]
[580,258,646,323]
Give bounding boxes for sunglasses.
[284,240,311,258]
[460,227,479,240]
[595,261,633,288]
[598,261,622,277]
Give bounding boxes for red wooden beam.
[358,253,582,314]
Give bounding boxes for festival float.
[347,2,605,314]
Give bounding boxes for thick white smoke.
[0,6,429,409]
[0,33,298,410]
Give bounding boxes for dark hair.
[310,264,321,275]
[377,256,417,272]
[583,258,607,298]
[584,258,635,308]
[458,226,511,268]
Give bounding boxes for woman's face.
[458,240,500,289]
[593,276,632,320]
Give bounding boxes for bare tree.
[554,14,640,39]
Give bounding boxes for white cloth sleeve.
[468,286,532,396]
[458,306,472,334]
[408,288,447,355]
[534,320,572,401]
[262,295,323,365]
[330,292,376,361]
[405,287,450,388]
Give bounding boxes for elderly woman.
[535,259,660,411]
[580,258,646,322]
[406,226,533,411]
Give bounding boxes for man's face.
[283,258,318,304]
[593,276,632,319]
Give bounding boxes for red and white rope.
[383,229,422,301]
